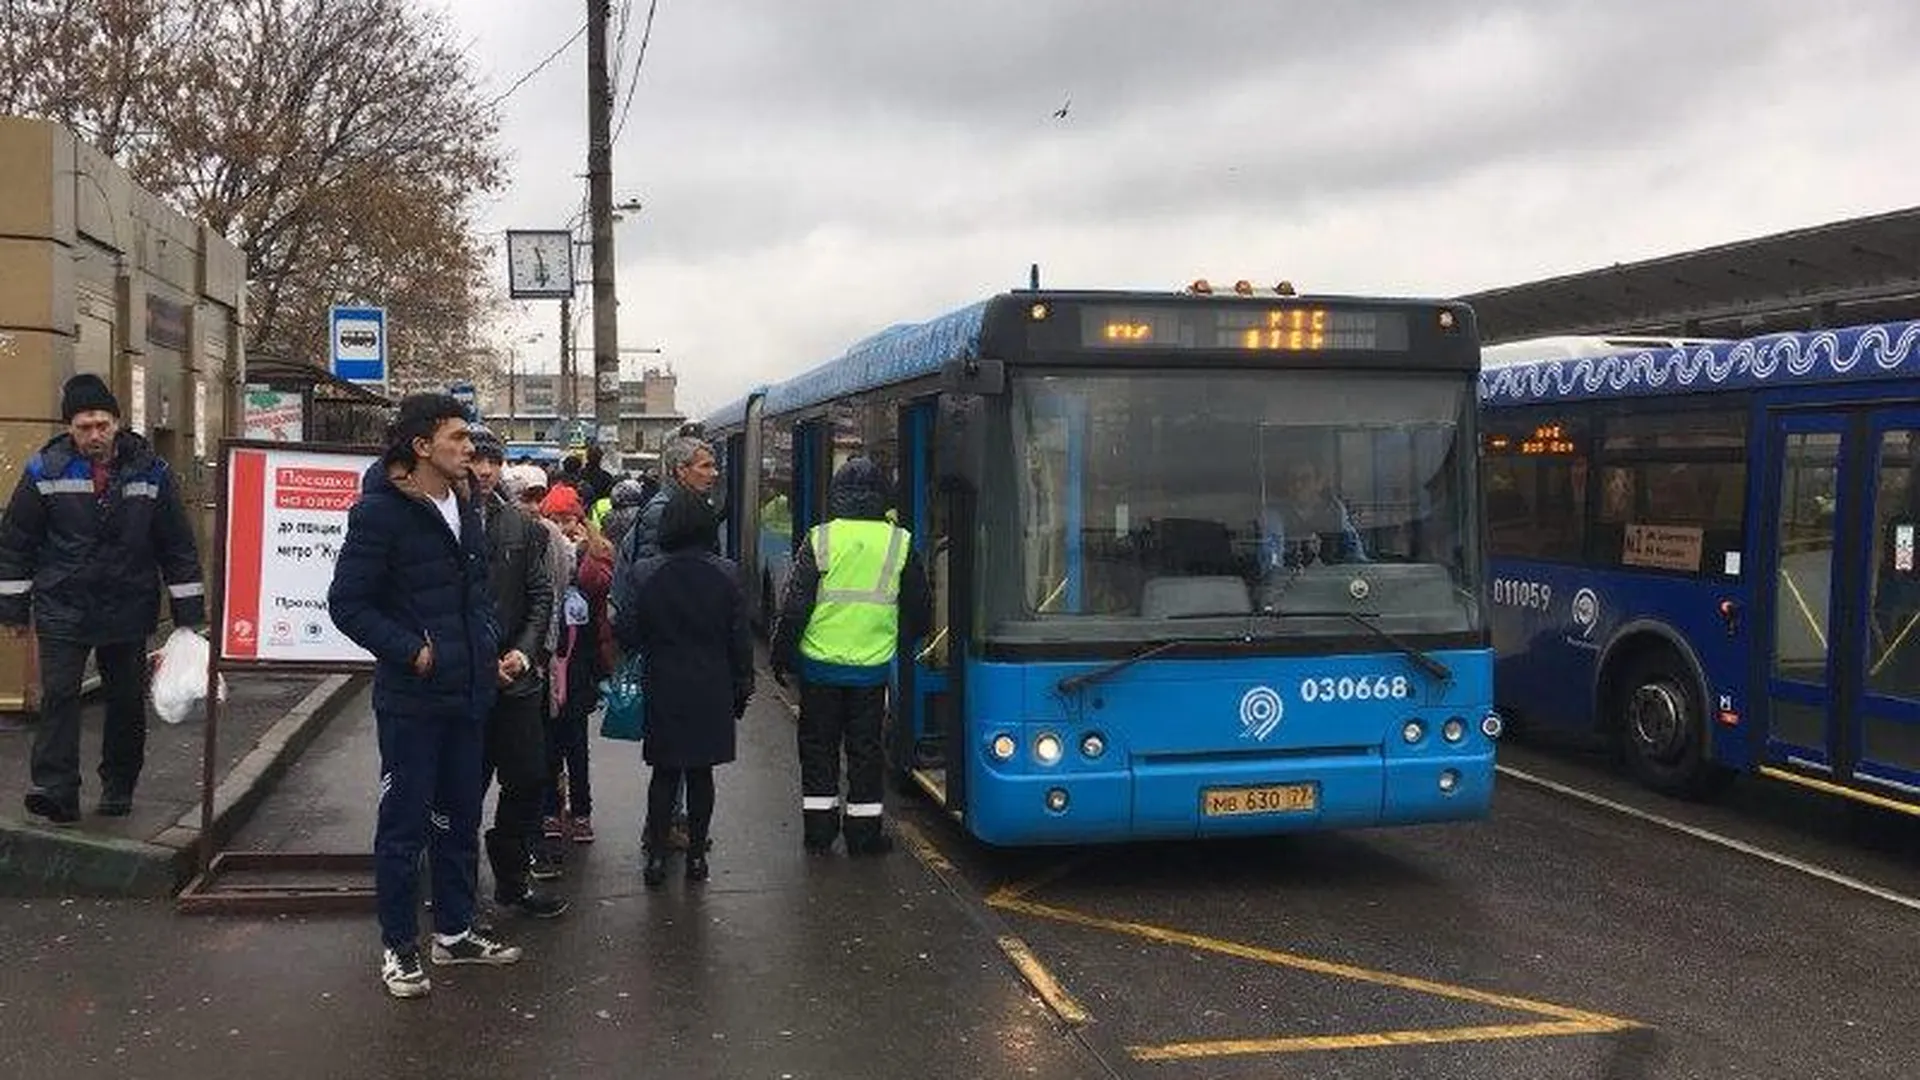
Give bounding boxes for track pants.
[31,638,149,804]
[797,682,887,848]
[482,689,547,902]
[375,706,484,952]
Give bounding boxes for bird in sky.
[1052,94,1071,119]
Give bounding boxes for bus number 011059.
[1492,578,1553,611]
[1300,675,1411,703]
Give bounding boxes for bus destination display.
[1080,305,1411,352]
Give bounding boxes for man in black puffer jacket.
[0,374,206,826]
[328,394,520,1000]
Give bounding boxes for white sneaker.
[430,929,523,966]
[381,948,431,998]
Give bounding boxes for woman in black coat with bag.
[612,489,754,886]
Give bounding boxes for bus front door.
[1764,410,1920,802]
[892,400,959,813]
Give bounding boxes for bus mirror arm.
[941,356,1006,395]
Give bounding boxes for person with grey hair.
[614,433,719,852]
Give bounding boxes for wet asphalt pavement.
[2,682,1919,1079]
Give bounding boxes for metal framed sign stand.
[177,439,380,914]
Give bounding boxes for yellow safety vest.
[799,518,911,668]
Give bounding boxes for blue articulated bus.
[1480,321,1920,813]
[713,284,1497,844]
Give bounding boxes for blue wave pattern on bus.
[960,648,1495,845]
[763,301,989,415]
[1480,321,1920,404]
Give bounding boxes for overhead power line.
[610,0,659,143]
[487,22,589,110]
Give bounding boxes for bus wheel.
[1616,652,1731,799]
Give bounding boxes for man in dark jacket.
[328,394,520,999]
[577,444,617,511]
[0,374,205,825]
[623,434,719,564]
[770,457,931,855]
[466,428,565,919]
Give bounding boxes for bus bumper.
[965,752,1495,846]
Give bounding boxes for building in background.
[0,116,246,716]
[482,363,685,464]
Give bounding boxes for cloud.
[447,0,1920,419]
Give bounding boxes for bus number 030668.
[1492,578,1553,611]
[1300,675,1411,703]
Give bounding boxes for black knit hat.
[61,373,121,422]
[469,425,504,462]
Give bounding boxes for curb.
[0,674,364,899]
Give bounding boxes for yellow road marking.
[892,818,954,873]
[907,797,1641,1060]
[1759,765,1920,818]
[1131,1019,1632,1061]
[997,936,1091,1026]
[992,894,1635,1026]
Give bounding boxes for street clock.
[506,230,575,299]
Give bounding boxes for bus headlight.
[1045,788,1070,812]
[1441,717,1466,743]
[1080,733,1106,759]
[1481,713,1504,739]
[990,734,1017,761]
[1034,733,1064,765]
[1438,769,1461,794]
[1401,720,1425,744]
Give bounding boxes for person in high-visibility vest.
[770,457,931,855]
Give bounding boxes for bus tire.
[1613,650,1733,800]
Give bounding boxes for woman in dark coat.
[612,489,753,886]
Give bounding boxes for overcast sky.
[440,0,1920,419]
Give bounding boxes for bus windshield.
[991,369,1481,644]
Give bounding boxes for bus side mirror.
[936,393,987,493]
[941,356,1005,396]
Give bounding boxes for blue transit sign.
[330,305,387,386]
[449,382,478,421]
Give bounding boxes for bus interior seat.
[1141,576,1253,619]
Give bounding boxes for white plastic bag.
[151,627,225,725]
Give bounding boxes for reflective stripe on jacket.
[797,519,911,670]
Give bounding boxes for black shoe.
[497,889,569,919]
[846,832,895,856]
[24,791,79,827]
[528,852,563,882]
[96,792,133,817]
[686,855,709,882]
[642,853,668,888]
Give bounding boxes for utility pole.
[559,294,574,421]
[586,0,621,471]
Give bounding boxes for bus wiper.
[1055,639,1193,696]
[1275,609,1452,683]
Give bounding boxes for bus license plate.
[1202,782,1318,816]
